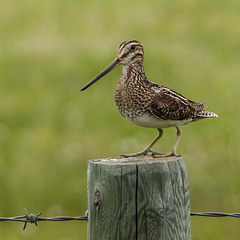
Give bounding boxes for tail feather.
[197,110,218,118]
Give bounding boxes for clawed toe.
[121,150,153,158]
[153,150,181,158]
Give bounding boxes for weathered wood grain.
[87,156,190,240]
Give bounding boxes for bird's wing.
[149,85,205,120]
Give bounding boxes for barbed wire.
[1,207,240,230]
[0,206,88,230]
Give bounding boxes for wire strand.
[1,207,240,230]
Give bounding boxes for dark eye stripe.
[119,51,143,62]
[134,53,143,58]
[130,53,143,61]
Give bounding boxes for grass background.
[0,0,240,239]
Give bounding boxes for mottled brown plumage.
[81,40,218,157]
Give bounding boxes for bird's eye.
[131,45,136,50]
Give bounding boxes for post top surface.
[88,155,183,166]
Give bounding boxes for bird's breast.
[114,79,151,121]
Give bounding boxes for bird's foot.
[121,149,181,158]
[121,149,154,158]
[152,150,181,158]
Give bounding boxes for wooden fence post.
[87,156,190,240]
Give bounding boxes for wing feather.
[149,84,205,120]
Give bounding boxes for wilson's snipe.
[81,40,218,157]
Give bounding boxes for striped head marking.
[118,40,144,65]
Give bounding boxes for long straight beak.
[81,57,120,91]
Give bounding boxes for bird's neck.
[120,63,148,85]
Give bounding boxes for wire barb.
[0,206,88,230]
[23,206,42,230]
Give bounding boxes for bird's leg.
[121,129,163,157]
[153,127,181,157]
[172,126,181,156]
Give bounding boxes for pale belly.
[129,114,193,129]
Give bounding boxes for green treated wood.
[87,156,190,240]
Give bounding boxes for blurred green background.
[0,0,240,239]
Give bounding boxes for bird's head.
[117,40,144,65]
[81,40,144,91]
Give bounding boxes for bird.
[81,40,218,157]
